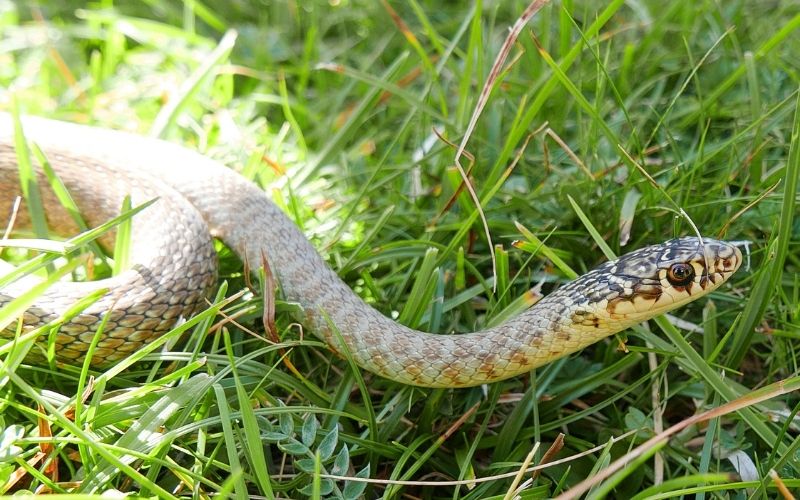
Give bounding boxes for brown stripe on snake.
[0,114,742,387]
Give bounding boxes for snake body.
[0,114,741,387]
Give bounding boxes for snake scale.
[0,114,741,387]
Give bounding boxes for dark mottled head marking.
[552,237,741,323]
[607,237,740,317]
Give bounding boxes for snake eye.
[666,263,695,286]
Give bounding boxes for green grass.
[1,0,799,498]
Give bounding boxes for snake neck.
[156,161,604,387]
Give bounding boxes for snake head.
[597,237,742,320]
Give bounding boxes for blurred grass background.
[1,0,799,498]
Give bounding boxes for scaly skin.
[0,114,741,387]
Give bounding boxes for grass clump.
[1,0,799,498]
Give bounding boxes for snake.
[0,113,742,387]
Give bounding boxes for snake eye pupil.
[667,263,695,286]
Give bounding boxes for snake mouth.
[700,240,742,287]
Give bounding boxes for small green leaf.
[318,426,339,461]
[298,478,333,497]
[332,445,350,475]
[279,412,294,437]
[261,432,288,443]
[343,465,370,499]
[278,438,309,456]
[301,414,319,447]
[624,407,651,439]
[294,458,316,473]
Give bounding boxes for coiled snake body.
[0,114,741,387]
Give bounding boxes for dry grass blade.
[1,197,21,240]
[770,469,796,500]
[318,430,638,487]
[503,442,540,500]
[717,179,780,238]
[543,127,593,179]
[556,375,800,499]
[532,433,565,480]
[453,0,551,290]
